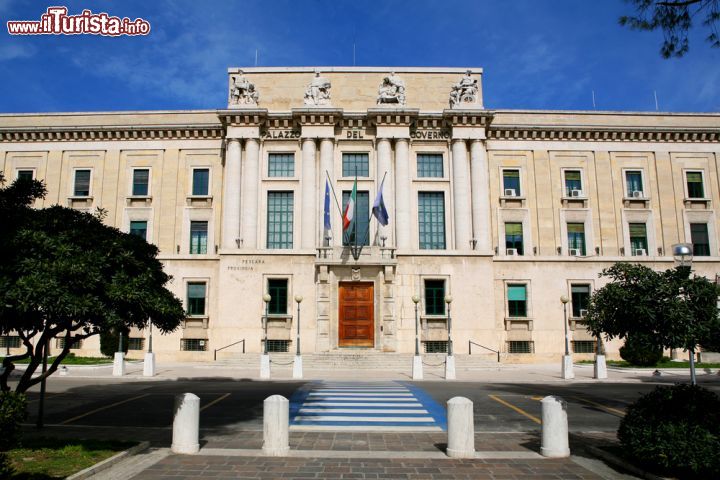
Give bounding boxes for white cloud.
[0,42,37,61]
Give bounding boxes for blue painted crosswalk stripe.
[289,381,446,431]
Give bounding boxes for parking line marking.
[60,394,150,425]
[200,393,230,412]
[488,395,541,424]
[572,396,626,417]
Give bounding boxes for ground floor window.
[181,339,207,351]
[264,340,290,353]
[507,284,527,317]
[507,341,534,354]
[267,279,288,315]
[572,340,597,353]
[424,279,445,316]
[127,338,145,351]
[571,284,590,318]
[0,336,21,349]
[56,337,83,350]
[690,223,710,256]
[424,340,448,353]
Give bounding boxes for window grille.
[0,336,21,349]
[507,341,534,354]
[264,340,290,353]
[127,338,145,351]
[424,341,448,353]
[181,339,208,351]
[56,337,83,350]
[572,341,596,354]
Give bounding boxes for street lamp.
[560,295,574,380]
[144,319,156,377]
[445,295,455,380]
[412,295,422,380]
[294,295,303,356]
[672,243,697,385]
[293,295,303,380]
[260,293,272,379]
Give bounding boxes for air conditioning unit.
[634,248,647,256]
[570,189,583,198]
[506,248,518,256]
[569,248,581,256]
[631,190,643,198]
[579,309,588,317]
[504,188,517,197]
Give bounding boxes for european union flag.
[323,179,331,232]
[372,178,389,226]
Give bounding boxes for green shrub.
[619,334,663,366]
[618,384,720,478]
[99,327,129,357]
[0,391,28,475]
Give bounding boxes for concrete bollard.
[594,354,607,379]
[260,353,271,380]
[262,395,289,456]
[143,352,156,377]
[412,355,423,380]
[171,393,200,454]
[112,352,125,376]
[446,396,475,458]
[445,355,456,380]
[292,355,303,379]
[540,396,570,458]
[561,355,574,380]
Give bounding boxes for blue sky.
[1,0,718,113]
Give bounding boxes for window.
[129,221,148,240]
[181,339,207,351]
[189,221,208,254]
[507,341,534,354]
[504,222,524,255]
[267,279,288,315]
[564,170,582,196]
[417,154,443,178]
[424,341,448,353]
[418,192,446,250]
[686,171,704,198]
[342,191,370,246]
[0,336,21,349]
[572,341,596,353]
[424,279,445,316]
[567,223,586,256]
[187,282,207,316]
[690,223,710,256]
[128,338,145,351]
[264,340,290,352]
[268,153,295,177]
[502,169,520,196]
[629,223,648,255]
[56,337,83,350]
[342,153,369,177]
[17,170,34,181]
[267,192,294,249]
[132,169,149,196]
[571,284,590,318]
[73,169,91,197]
[192,168,210,196]
[507,284,527,317]
[625,170,644,196]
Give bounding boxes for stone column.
[451,139,472,250]
[319,138,334,245]
[470,140,491,253]
[301,138,317,249]
[394,138,411,250]
[376,138,393,245]
[241,138,260,249]
[222,138,242,249]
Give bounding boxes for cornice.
[488,125,720,143]
[0,123,223,143]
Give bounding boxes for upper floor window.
[342,153,369,177]
[507,284,527,317]
[424,279,445,315]
[192,168,210,196]
[132,168,149,196]
[567,223,586,256]
[505,222,524,255]
[686,171,705,199]
[189,221,208,254]
[629,223,648,255]
[418,192,446,250]
[268,153,295,177]
[342,190,370,247]
[690,223,710,256]
[129,220,148,240]
[267,191,294,249]
[17,170,34,181]
[502,169,520,197]
[73,169,91,197]
[417,154,443,178]
[187,282,206,316]
[625,170,644,197]
[564,170,582,196]
[571,284,590,318]
[267,279,288,315]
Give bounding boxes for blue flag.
[323,179,331,232]
[372,178,389,226]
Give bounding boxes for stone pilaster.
[470,139,491,253]
[301,138,317,249]
[241,138,260,248]
[221,138,242,249]
[451,139,472,250]
[376,138,393,245]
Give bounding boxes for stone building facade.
[1,66,719,362]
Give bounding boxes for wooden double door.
[338,282,374,347]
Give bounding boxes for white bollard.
[171,393,200,454]
[445,355,456,380]
[561,355,574,380]
[113,352,125,377]
[260,354,271,379]
[541,396,570,458]
[262,395,289,456]
[594,354,607,379]
[292,355,303,379]
[412,355,423,380]
[446,396,475,458]
[143,352,156,377]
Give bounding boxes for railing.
[469,340,501,363]
[213,338,245,361]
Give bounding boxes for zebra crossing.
[289,381,446,431]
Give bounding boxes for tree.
[0,172,186,393]
[586,262,720,382]
[620,0,720,57]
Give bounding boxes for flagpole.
[325,170,343,218]
[353,168,358,256]
[361,170,387,247]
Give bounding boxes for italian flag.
[342,179,357,231]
